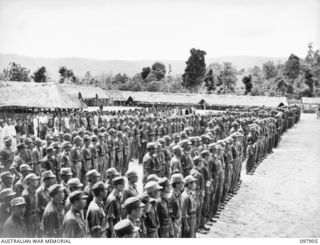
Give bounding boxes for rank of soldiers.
[0,105,301,238]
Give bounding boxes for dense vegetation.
[1,43,319,99]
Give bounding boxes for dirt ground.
[199,113,320,238]
[128,113,320,238]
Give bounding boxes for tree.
[82,71,94,85]
[203,68,215,93]
[182,48,207,92]
[146,81,161,92]
[242,75,253,95]
[284,54,300,81]
[303,69,314,97]
[250,66,262,78]
[112,73,129,84]
[2,62,30,82]
[262,61,277,80]
[151,62,166,81]
[168,64,172,76]
[141,67,151,80]
[220,62,237,93]
[119,73,143,91]
[275,77,288,96]
[31,66,48,83]
[59,66,76,83]
[59,66,68,83]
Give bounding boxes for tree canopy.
[1,62,30,82]
[59,66,76,83]
[182,48,207,92]
[31,66,48,83]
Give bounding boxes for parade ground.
[197,113,320,238]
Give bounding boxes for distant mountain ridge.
[0,53,287,80]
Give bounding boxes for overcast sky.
[0,0,319,60]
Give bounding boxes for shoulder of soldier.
[3,215,15,229]
[181,190,189,200]
[35,185,44,194]
[43,201,55,215]
[87,200,99,214]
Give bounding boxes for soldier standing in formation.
[0,105,300,238]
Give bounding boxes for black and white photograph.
[0,0,319,241]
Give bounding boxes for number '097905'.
[300,239,318,243]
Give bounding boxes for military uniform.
[156,195,172,237]
[143,152,161,182]
[42,200,64,237]
[114,137,123,173]
[180,151,192,177]
[36,185,51,220]
[81,144,92,171]
[122,183,139,203]
[132,125,140,159]
[23,188,40,237]
[105,189,123,237]
[62,209,86,238]
[86,199,107,238]
[90,143,99,171]
[139,129,148,164]
[70,145,82,180]
[144,197,160,238]
[32,146,42,176]
[181,188,197,238]
[167,189,182,238]
[190,167,205,232]
[108,136,116,168]
[0,146,14,171]
[96,139,106,176]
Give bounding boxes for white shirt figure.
[64,116,70,130]
[8,123,17,151]
[54,117,60,133]
[33,116,39,137]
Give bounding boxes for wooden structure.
[301,97,320,113]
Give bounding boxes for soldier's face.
[163,185,170,194]
[129,176,138,184]
[45,178,56,187]
[132,207,143,220]
[149,149,155,155]
[62,175,71,183]
[178,182,184,192]
[3,177,13,186]
[101,188,108,199]
[118,183,125,193]
[93,176,100,183]
[153,190,160,199]
[55,190,65,203]
[15,205,26,216]
[79,198,87,209]
[31,179,40,189]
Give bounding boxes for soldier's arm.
[88,210,103,238]
[105,200,116,237]
[181,196,190,232]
